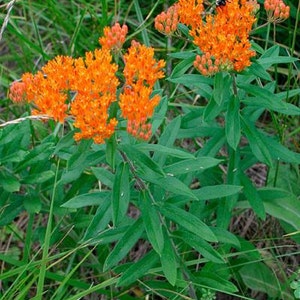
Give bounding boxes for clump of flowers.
[119,40,165,140]
[70,49,119,144]
[99,22,128,53]
[8,23,165,144]
[8,80,26,103]
[154,4,179,36]
[156,0,258,75]
[264,0,290,23]
[177,0,204,29]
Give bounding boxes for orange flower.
[191,0,257,74]
[8,80,26,103]
[70,48,119,144]
[119,40,165,140]
[14,56,75,122]
[99,23,128,53]
[177,0,204,29]
[155,4,179,36]
[264,0,290,23]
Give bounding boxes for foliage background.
[0,0,300,299]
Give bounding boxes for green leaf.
[164,157,222,176]
[226,95,241,150]
[209,227,240,249]
[140,191,164,255]
[0,172,20,193]
[135,144,194,160]
[203,97,224,121]
[241,116,273,166]
[262,135,300,164]
[22,170,55,184]
[161,228,177,285]
[195,271,238,293]
[82,198,112,241]
[103,218,144,270]
[237,188,300,230]
[15,142,54,171]
[112,162,130,226]
[61,192,110,208]
[91,167,114,189]
[168,74,212,86]
[159,203,217,242]
[0,196,24,226]
[153,175,198,200]
[24,196,41,214]
[117,250,159,287]
[106,134,117,170]
[169,56,196,79]
[239,262,292,299]
[213,72,231,105]
[153,116,181,166]
[193,185,243,201]
[119,144,165,178]
[175,230,224,263]
[240,174,266,220]
[53,131,75,156]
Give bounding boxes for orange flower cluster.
[192,0,257,74]
[9,51,119,143]
[99,23,128,52]
[9,23,165,144]
[156,0,257,75]
[70,49,119,144]
[264,0,290,23]
[8,81,26,103]
[177,0,204,29]
[119,40,165,140]
[154,4,179,36]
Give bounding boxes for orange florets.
[264,0,290,23]
[177,0,204,29]
[119,40,165,140]
[190,0,257,74]
[99,22,128,52]
[155,4,179,36]
[70,49,119,144]
[17,56,75,122]
[8,81,26,103]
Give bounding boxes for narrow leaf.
[240,174,266,220]
[164,157,222,175]
[140,191,164,255]
[112,162,130,226]
[61,192,110,208]
[160,203,217,242]
[226,95,241,150]
[104,218,144,270]
[161,228,177,285]
[117,250,159,287]
[175,230,224,263]
[241,116,273,166]
[193,185,243,201]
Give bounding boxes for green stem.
[35,158,60,299]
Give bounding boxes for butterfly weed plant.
[0,0,299,299]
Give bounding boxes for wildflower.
[155,4,179,36]
[8,80,26,103]
[194,52,222,76]
[264,0,290,23]
[191,0,257,73]
[12,56,75,122]
[119,40,165,140]
[99,23,128,52]
[177,0,204,29]
[70,48,119,144]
